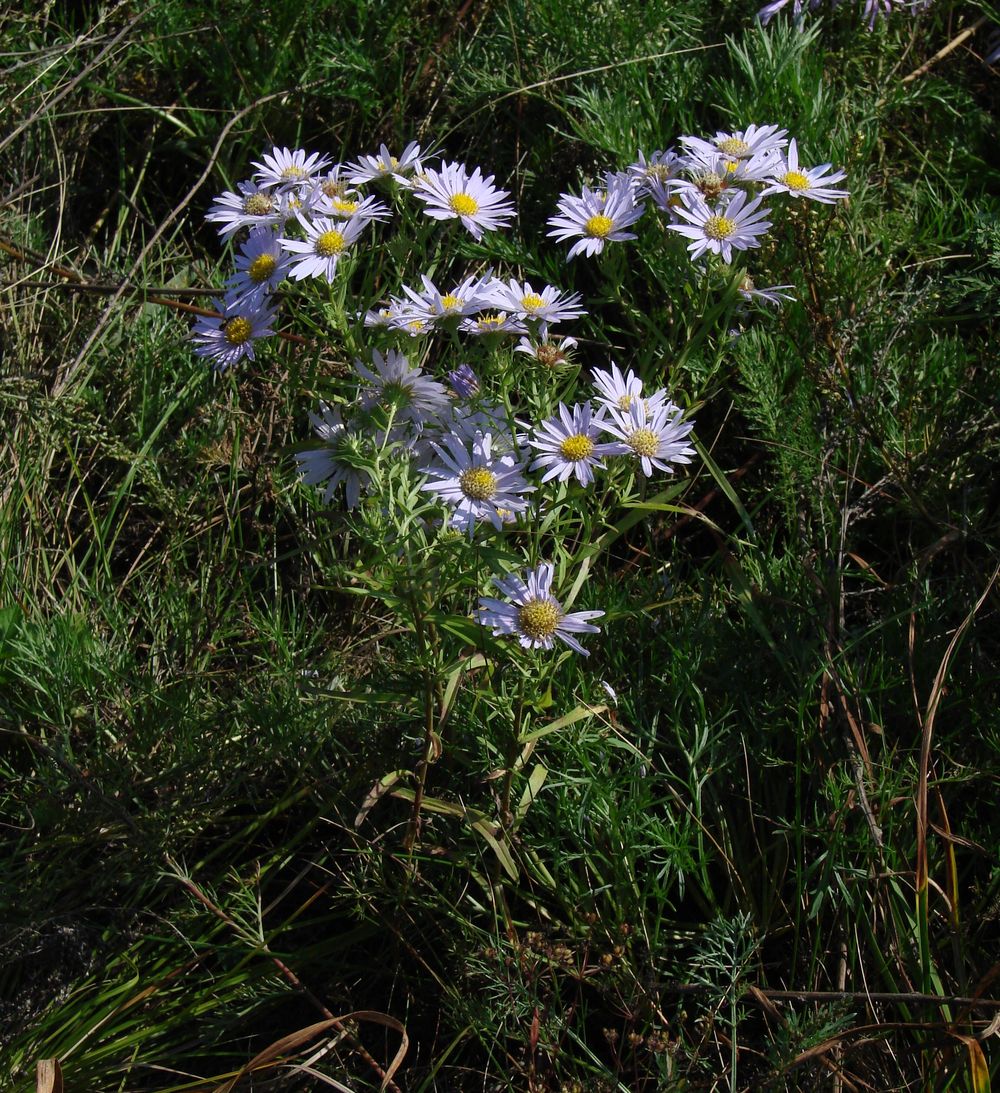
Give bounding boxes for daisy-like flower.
[314,190,391,225]
[205,181,284,238]
[419,432,533,535]
[459,311,527,336]
[295,404,371,510]
[601,399,696,477]
[191,296,277,370]
[529,402,616,486]
[411,160,516,240]
[738,275,795,306]
[355,349,450,427]
[627,149,683,195]
[668,190,772,263]
[514,334,578,368]
[397,272,495,326]
[477,562,604,657]
[279,214,367,283]
[347,141,423,185]
[224,226,291,307]
[486,279,586,333]
[680,124,788,165]
[759,139,848,204]
[547,174,645,259]
[757,0,820,23]
[591,362,666,420]
[252,146,332,191]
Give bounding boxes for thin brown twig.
[902,16,988,83]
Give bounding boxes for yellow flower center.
[723,160,739,174]
[518,598,561,640]
[584,214,614,238]
[717,137,750,157]
[704,215,736,241]
[521,293,546,311]
[248,254,277,283]
[440,294,462,311]
[222,316,253,345]
[559,433,595,462]
[617,393,633,411]
[478,313,506,329]
[647,164,673,181]
[782,170,810,191]
[280,165,307,180]
[628,427,659,458]
[242,193,274,216]
[315,229,346,257]
[407,319,426,332]
[459,467,497,501]
[449,192,479,217]
[332,198,359,214]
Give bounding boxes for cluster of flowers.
[547,123,848,305]
[190,124,846,655]
[757,0,931,29]
[295,350,694,655]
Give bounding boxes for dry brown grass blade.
[35,1059,63,1093]
[915,565,1000,898]
[211,1011,408,1093]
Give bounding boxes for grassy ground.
[3,1,1000,1089]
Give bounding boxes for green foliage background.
[2,0,1000,1089]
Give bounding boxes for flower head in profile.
[514,334,578,368]
[396,272,495,327]
[738,275,795,307]
[252,146,332,191]
[191,296,277,370]
[680,124,788,165]
[487,279,586,334]
[591,362,666,420]
[411,160,516,240]
[447,363,480,400]
[295,403,371,510]
[668,190,772,263]
[477,562,604,656]
[600,399,696,477]
[529,402,615,486]
[547,174,645,259]
[355,349,450,427]
[759,139,848,204]
[419,432,533,535]
[347,141,423,185]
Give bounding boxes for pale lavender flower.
[205,181,284,238]
[738,276,795,306]
[477,562,604,656]
[627,149,683,195]
[224,226,291,308]
[252,146,332,191]
[347,141,423,185]
[355,349,450,426]
[419,432,533,535]
[279,214,368,282]
[295,404,370,509]
[396,272,495,326]
[668,189,772,263]
[547,174,645,259]
[514,334,578,368]
[191,296,277,370]
[681,124,788,164]
[486,279,586,333]
[529,402,615,486]
[759,139,848,204]
[591,362,667,420]
[411,160,516,240]
[459,311,527,336]
[600,400,696,477]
